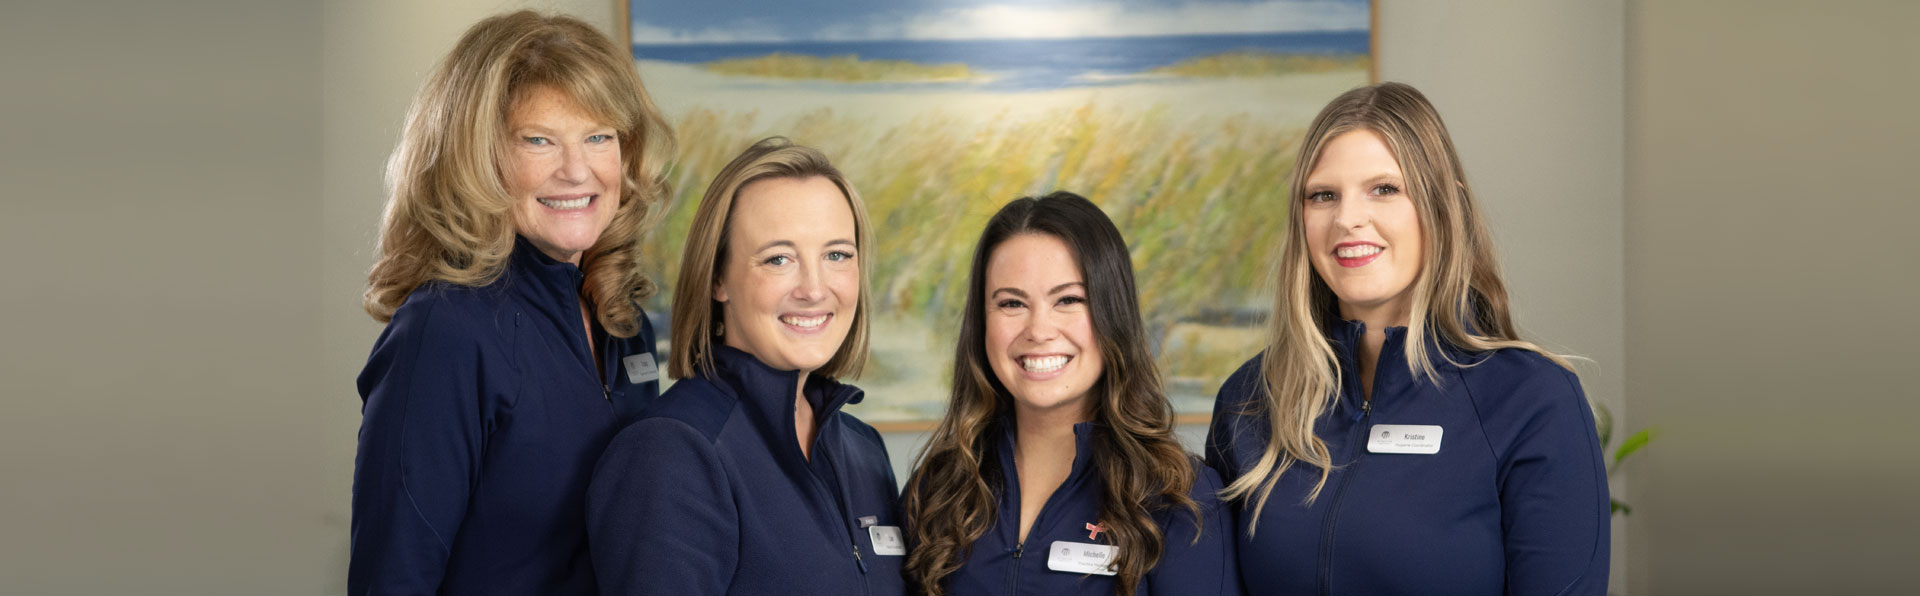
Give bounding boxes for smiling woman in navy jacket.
[352,12,674,595]
[588,138,905,596]
[1204,82,1610,595]
[902,192,1242,596]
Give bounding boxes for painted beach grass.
[637,83,1334,418]
[627,7,1371,419]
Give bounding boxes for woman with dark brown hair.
[902,192,1241,596]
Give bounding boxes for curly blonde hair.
[363,10,674,337]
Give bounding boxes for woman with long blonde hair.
[903,192,1241,596]
[351,11,673,594]
[1205,82,1609,595]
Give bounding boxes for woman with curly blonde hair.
[1205,82,1608,595]
[351,11,673,594]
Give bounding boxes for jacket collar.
[508,235,586,310]
[1326,319,1413,415]
[996,415,1096,484]
[703,344,865,435]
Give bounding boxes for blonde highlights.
[1222,82,1573,530]
[363,10,674,337]
[668,137,873,381]
[903,193,1198,596]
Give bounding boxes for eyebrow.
[990,281,1085,299]
[1305,172,1403,189]
[753,239,857,253]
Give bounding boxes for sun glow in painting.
[628,0,1374,425]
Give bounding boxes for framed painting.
[621,0,1375,429]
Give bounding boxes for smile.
[537,195,594,210]
[1334,243,1383,268]
[1020,355,1071,373]
[780,313,831,332]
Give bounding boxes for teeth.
[537,196,592,210]
[1021,355,1069,373]
[782,314,827,329]
[1337,245,1382,259]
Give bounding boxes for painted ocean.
[634,31,1367,91]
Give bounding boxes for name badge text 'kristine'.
[1367,424,1443,454]
[1046,541,1119,576]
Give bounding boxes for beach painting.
[628,0,1374,426]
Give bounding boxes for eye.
[587,134,615,144]
[996,298,1026,310]
[1305,190,1336,204]
[1058,295,1086,306]
[1371,183,1401,196]
[825,249,856,262]
[524,136,551,146]
[762,254,792,266]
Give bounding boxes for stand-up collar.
[508,236,586,308]
[991,415,1097,547]
[704,344,865,432]
[1326,319,1414,415]
[997,416,1096,482]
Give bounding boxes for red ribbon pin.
[1086,522,1107,540]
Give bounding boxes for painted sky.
[630,0,1370,44]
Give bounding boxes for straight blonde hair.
[668,137,872,380]
[364,10,674,337]
[1222,82,1573,531]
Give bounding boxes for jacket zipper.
[1317,399,1370,596]
[801,388,872,594]
[1008,542,1024,594]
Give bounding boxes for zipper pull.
[1012,543,1023,559]
[603,384,611,402]
[852,543,868,573]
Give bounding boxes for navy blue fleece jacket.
[1206,322,1609,596]
[351,236,662,595]
[931,421,1242,596]
[587,345,907,596]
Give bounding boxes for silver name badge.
[1367,424,1443,454]
[623,353,659,383]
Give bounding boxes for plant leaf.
[1613,428,1655,465]
[1611,499,1631,516]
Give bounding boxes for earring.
[713,321,725,337]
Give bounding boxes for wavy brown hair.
[1221,82,1574,530]
[363,10,674,337]
[903,192,1198,596]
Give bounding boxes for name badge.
[868,525,906,556]
[622,353,659,383]
[1046,541,1118,576]
[1367,424,1443,454]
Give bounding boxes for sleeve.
[1146,465,1246,596]
[1493,368,1611,596]
[1204,355,1265,483]
[348,299,493,594]
[588,418,739,596]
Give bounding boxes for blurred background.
[2,0,1914,594]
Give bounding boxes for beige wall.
[1374,0,1630,588]
[1,1,327,593]
[1625,1,1920,593]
